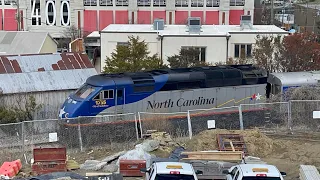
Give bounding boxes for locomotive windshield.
[74,84,96,99]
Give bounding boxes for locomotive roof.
[87,64,267,86]
[269,71,320,86]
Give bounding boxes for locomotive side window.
[93,90,114,100]
[103,90,114,99]
[271,84,281,94]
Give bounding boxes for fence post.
[288,100,292,131]
[137,112,143,138]
[187,110,193,139]
[134,114,139,140]
[21,121,27,164]
[238,105,244,130]
[77,121,83,152]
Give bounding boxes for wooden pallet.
[217,134,248,155]
[181,151,243,162]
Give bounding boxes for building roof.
[87,31,100,38]
[0,31,58,55]
[0,53,97,94]
[101,24,289,36]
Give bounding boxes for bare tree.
[60,25,89,50]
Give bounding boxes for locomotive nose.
[58,97,80,119]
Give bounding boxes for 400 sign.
[31,0,70,26]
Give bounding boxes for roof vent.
[187,17,202,34]
[153,18,165,30]
[240,15,253,30]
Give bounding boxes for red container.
[119,159,146,177]
[32,161,67,175]
[33,147,66,162]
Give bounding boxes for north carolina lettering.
[147,97,214,109]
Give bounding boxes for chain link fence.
[240,102,289,131]
[2,100,320,164]
[188,106,240,137]
[0,113,139,164]
[59,113,139,151]
[0,123,23,163]
[138,112,189,139]
[289,100,320,132]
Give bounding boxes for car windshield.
[242,177,281,180]
[74,84,96,99]
[155,174,195,180]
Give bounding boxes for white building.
[100,17,288,72]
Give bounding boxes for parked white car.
[223,164,287,180]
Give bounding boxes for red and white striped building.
[0,0,253,38]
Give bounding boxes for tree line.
[103,32,320,73]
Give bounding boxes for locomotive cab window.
[75,84,96,99]
[93,90,114,100]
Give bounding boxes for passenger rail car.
[59,64,268,119]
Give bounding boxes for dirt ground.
[15,129,320,180]
[185,129,320,180]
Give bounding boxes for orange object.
[2,162,19,174]
[0,160,22,178]
[12,160,22,170]
[0,166,15,178]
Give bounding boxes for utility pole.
[305,1,308,32]
[271,0,274,25]
[14,0,21,31]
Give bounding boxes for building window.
[100,0,113,6]
[230,0,245,6]
[191,0,204,7]
[175,0,188,7]
[4,0,16,5]
[84,0,97,6]
[117,42,129,46]
[222,12,225,24]
[206,0,219,7]
[181,46,206,62]
[116,0,128,6]
[138,0,150,6]
[234,44,252,58]
[153,0,166,7]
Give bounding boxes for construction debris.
[80,151,126,172]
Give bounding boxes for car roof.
[154,162,194,175]
[238,164,281,177]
